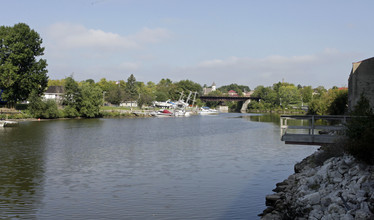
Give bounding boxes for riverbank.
[260,146,374,219]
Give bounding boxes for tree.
[28,90,59,119]
[174,80,203,95]
[300,86,313,104]
[125,74,138,103]
[79,82,103,118]
[106,86,125,105]
[0,23,48,106]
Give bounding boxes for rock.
[348,165,360,176]
[340,213,354,220]
[261,155,374,220]
[265,194,281,206]
[309,208,323,219]
[354,210,372,220]
[301,192,321,205]
[338,164,350,175]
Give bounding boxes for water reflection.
[0,122,46,219]
[0,115,318,219]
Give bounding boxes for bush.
[344,94,374,164]
[28,90,60,119]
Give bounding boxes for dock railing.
[280,115,350,145]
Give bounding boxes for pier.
[280,115,350,145]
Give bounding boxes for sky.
[2,0,374,89]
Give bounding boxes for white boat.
[0,120,18,127]
[151,109,174,117]
[174,109,191,117]
[199,107,219,115]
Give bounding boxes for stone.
[354,210,371,220]
[265,194,281,206]
[348,165,360,176]
[340,213,354,220]
[327,203,346,215]
[309,209,323,219]
[338,164,350,175]
[303,192,321,205]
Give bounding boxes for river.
[0,113,318,219]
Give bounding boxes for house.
[43,86,64,103]
[228,90,238,96]
[348,57,374,112]
[203,82,216,95]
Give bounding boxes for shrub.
[28,90,60,119]
[344,94,374,164]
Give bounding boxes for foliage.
[218,83,250,95]
[174,79,203,95]
[0,23,48,106]
[137,82,155,108]
[48,79,66,87]
[62,77,103,118]
[28,90,60,119]
[300,86,313,104]
[125,74,138,102]
[106,86,125,105]
[249,82,301,111]
[79,82,103,117]
[344,95,374,164]
[308,88,347,115]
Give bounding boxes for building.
[203,82,216,95]
[43,86,64,103]
[228,90,238,96]
[348,57,374,112]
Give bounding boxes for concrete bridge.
[199,96,260,113]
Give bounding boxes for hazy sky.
[2,0,374,89]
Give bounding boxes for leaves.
[0,23,48,105]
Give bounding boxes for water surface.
[0,113,318,219]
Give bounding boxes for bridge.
[280,115,350,145]
[199,96,260,113]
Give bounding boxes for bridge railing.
[280,115,350,145]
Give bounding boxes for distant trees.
[28,90,59,119]
[0,23,48,106]
[62,76,103,118]
[308,88,348,115]
[218,83,250,96]
[248,82,347,115]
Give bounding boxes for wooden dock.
[280,115,350,145]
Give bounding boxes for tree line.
[249,82,348,115]
[1,22,349,118]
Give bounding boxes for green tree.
[79,82,103,118]
[62,77,103,118]
[300,86,313,104]
[137,82,155,108]
[278,85,300,107]
[28,90,59,119]
[174,80,203,95]
[345,95,374,164]
[125,74,138,103]
[0,23,48,106]
[106,86,125,105]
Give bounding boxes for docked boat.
[151,109,174,117]
[0,120,18,127]
[199,107,219,115]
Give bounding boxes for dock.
[280,115,350,145]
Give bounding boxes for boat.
[151,109,174,117]
[0,120,18,127]
[199,107,219,115]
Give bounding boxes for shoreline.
[260,148,374,219]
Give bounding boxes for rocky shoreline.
[260,150,374,219]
